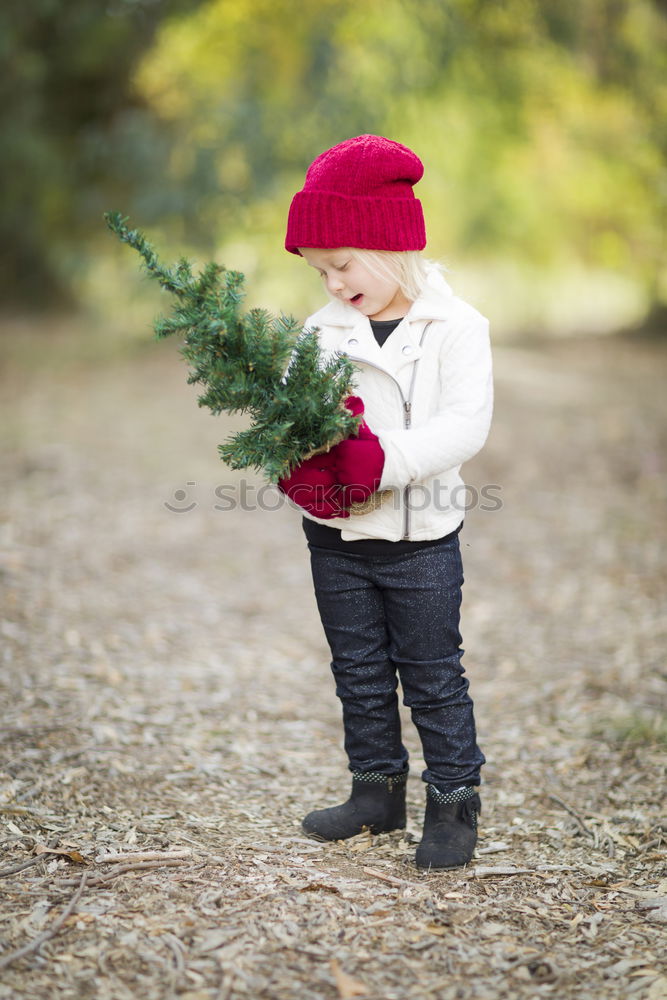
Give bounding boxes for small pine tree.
[104,212,360,481]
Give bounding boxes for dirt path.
[1,322,665,999]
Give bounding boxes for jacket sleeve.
[377,316,493,490]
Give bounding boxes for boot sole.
[415,857,472,870]
[302,821,406,842]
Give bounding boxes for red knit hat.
[285,134,426,255]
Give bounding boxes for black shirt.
[368,316,402,347]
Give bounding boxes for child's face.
[300,247,411,321]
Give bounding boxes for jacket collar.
[408,266,455,321]
[305,266,452,375]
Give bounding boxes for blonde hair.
[348,249,441,302]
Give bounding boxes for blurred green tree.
[0,0,204,308]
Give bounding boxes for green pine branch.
[104,212,360,481]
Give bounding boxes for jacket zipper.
[401,399,412,539]
[344,320,432,540]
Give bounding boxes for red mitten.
[343,395,365,419]
[343,395,381,441]
[331,397,385,505]
[278,452,350,519]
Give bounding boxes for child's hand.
[330,396,385,504]
[331,438,385,504]
[278,453,350,519]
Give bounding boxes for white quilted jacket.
[300,267,493,542]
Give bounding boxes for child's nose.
[327,274,345,294]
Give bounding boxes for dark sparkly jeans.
[307,531,485,793]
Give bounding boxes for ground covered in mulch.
[1,319,666,1000]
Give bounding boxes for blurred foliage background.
[2,0,666,338]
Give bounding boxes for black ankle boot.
[302,771,408,841]
[415,784,480,869]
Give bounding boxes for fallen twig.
[547,794,597,843]
[635,838,663,854]
[362,866,415,887]
[471,866,535,878]
[0,836,62,878]
[0,870,89,971]
[0,856,50,878]
[477,841,511,855]
[95,849,191,864]
[55,858,188,887]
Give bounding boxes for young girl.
[278,135,493,869]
